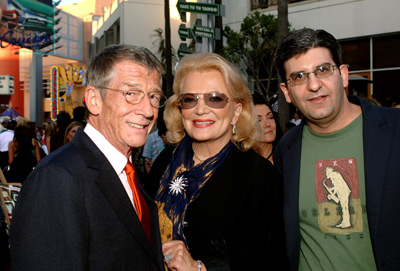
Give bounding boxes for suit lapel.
[72,130,163,270]
[140,182,164,265]
[361,102,391,240]
[281,125,303,265]
[96,169,152,246]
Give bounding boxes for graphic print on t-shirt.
[315,157,363,234]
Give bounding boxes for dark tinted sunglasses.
[178,92,230,109]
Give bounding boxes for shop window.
[347,72,372,98]
[43,79,51,98]
[252,0,305,9]
[341,39,370,71]
[251,0,269,10]
[372,70,400,105]
[373,34,400,69]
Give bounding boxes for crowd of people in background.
[0,106,88,185]
[1,28,400,271]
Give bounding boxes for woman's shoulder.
[32,138,40,146]
[228,147,276,170]
[206,147,282,204]
[8,139,15,147]
[215,147,281,183]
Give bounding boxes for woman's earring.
[232,124,236,135]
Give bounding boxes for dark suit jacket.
[274,96,400,270]
[9,129,164,271]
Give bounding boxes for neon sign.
[50,66,59,121]
[0,30,53,49]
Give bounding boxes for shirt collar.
[84,123,127,174]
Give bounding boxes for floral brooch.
[168,176,188,195]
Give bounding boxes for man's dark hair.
[274,28,342,85]
[7,119,16,130]
[73,106,87,122]
[252,93,270,106]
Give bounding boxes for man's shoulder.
[38,143,80,166]
[352,95,400,122]
[361,100,400,127]
[273,124,303,169]
[278,124,303,147]
[42,132,94,167]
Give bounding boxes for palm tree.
[277,0,290,131]
[164,0,173,97]
[151,28,177,97]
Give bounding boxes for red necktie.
[125,161,151,242]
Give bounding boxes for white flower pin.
[168,176,188,195]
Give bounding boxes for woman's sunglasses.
[178,92,230,109]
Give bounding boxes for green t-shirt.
[298,115,376,270]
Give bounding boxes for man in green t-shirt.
[274,28,400,270]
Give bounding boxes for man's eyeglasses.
[178,92,230,109]
[286,64,340,86]
[100,87,167,108]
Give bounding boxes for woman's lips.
[192,119,215,128]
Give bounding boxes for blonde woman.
[149,53,287,270]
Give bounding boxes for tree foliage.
[222,12,284,100]
[151,28,178,75]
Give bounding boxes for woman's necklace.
[192,147,204,163]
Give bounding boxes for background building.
[0,0,85,124]
[1,0,398,125]
[224,0,400,105]
[88,0,182,63]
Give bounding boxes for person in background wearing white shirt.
[0,119,16,171]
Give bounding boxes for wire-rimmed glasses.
[286,64,340,86]
[100,87,167,108]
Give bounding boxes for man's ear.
[85,86,101,116]
[340,64,349,89]
[280,83,292,103]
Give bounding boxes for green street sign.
[177,49,193,59]
[191,19,221,42]
[178,24,191,41]
[177,1,222,21]
[193,25,215,39]
[176,2,221,16]
[177,43,193,59]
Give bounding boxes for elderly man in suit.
[10,44,167,270]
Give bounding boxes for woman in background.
[27,121,44,163]
[63,121,85,144]
[252,94,282,164]
[150,53,287,270]
[44,122,56,154]
[6,125,36,183]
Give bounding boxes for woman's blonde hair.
[164,53,260,151]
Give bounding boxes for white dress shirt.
[84,123,137,210]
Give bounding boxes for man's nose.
[137,94,154,118]
[307,72,322,92]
